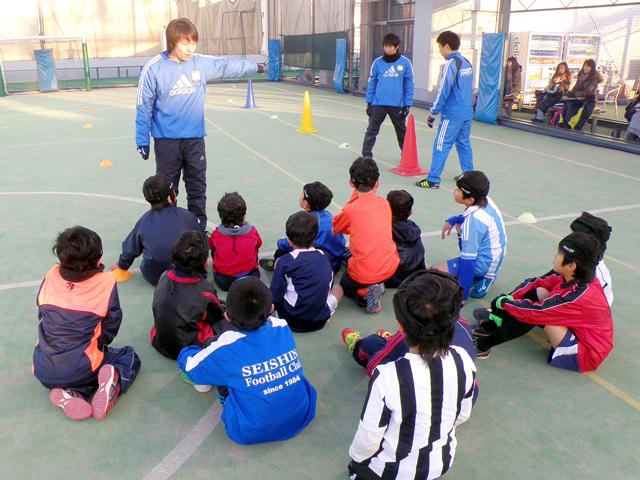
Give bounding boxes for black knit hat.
[558,232,601,266]
[570,212,612,247]
[456,171,490,200]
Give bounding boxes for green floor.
[1,83,638,479]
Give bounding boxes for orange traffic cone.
[390,114,427,176]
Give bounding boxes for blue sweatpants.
[427,118,474,184]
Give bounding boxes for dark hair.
[558,232,601,283]
[436,31,460,51]
[172,231,208,275]
[387,190,414,221]
[217,192,247,227]
[165,18,198,52]
[225,277,272,331]
[383,33,401,48]
[581,59,597,79]
[303,181,333,211]
[393,270,463,363]
[349,157,380,192]
[286,211,318,248]
[53,226,103,274]
[506,56,520,71]
[143,174,175,210]
[570,212,611,257]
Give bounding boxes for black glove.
[136,145,150,160]
[366,103,372,117]
[427,115,435,128]
[257,63,266,74]
[400,107,410,119]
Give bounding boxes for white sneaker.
[193,384,213,393]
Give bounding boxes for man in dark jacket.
[385,190,426,288]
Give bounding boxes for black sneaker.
[472,336,492,359]
[415,179,440,189]
[473,308,490,323]
[259,258,275,272]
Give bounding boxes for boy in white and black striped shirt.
[346,270,477,480]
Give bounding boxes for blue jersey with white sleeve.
[457,197,507,297]
[177,317,316,445]
[430,52,474,120]
[136,52,257,146]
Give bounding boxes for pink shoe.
[49,388,92,420]
[91,364,121,421]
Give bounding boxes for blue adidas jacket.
[178,317,317,445]
[366,55,414,107]
[136,52,258,146]
[430,52,474,121]
[118,205,201,283]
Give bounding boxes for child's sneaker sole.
[375,329,392,339]
[365,284,384,314]
[49,388,92,421]
[91,364,120,421]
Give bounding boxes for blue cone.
[243,79,257,109]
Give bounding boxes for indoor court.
[1,80,639,479]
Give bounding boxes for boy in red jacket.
[209,192,262,291]
[473,232,613,372]
[333,157,400,313]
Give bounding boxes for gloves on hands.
[257,63,266,74]
[136,146,150,160]
[490,294,514,311]
[400,107,410,119]
[366,103,372,117]
[427,115,435,128]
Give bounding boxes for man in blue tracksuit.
[362,33,414,158]
[136,18,264,229]
[417,31,474,189]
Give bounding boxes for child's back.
[118,174,200,285]
[34,264,120,386]
[178,277,316,444]
[461,197,506,279]
[152,231,222,359]
[210,223,261,275]
[179,316,316,444]
[310,209,346,270]
[272,248,334,332]
[334,191,399,284]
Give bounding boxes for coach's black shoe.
[259,258,275,272]
[415,179,440,189]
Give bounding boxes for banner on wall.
[475,33,505,124]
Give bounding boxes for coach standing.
[136,18,265,229]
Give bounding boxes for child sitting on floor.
[33,226,141,421]
[333,157,400,313]
[271,211,343,332]
[385,190,426,288]
[178,277,317,445]
[151,231,225,359]
[209,192,262,291]
[260,181,346,273]
[473,232,613,373]
[436,170,506,300]
[345,269,477,480]
[114,174,201,285]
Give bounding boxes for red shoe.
[91,364,121,421]
[49,388,92,420]
[375,329,392,340]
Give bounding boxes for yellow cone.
[111,268,132,282]
[296,91,318,134]
[100,159,113,169]
[83,123,93,129]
